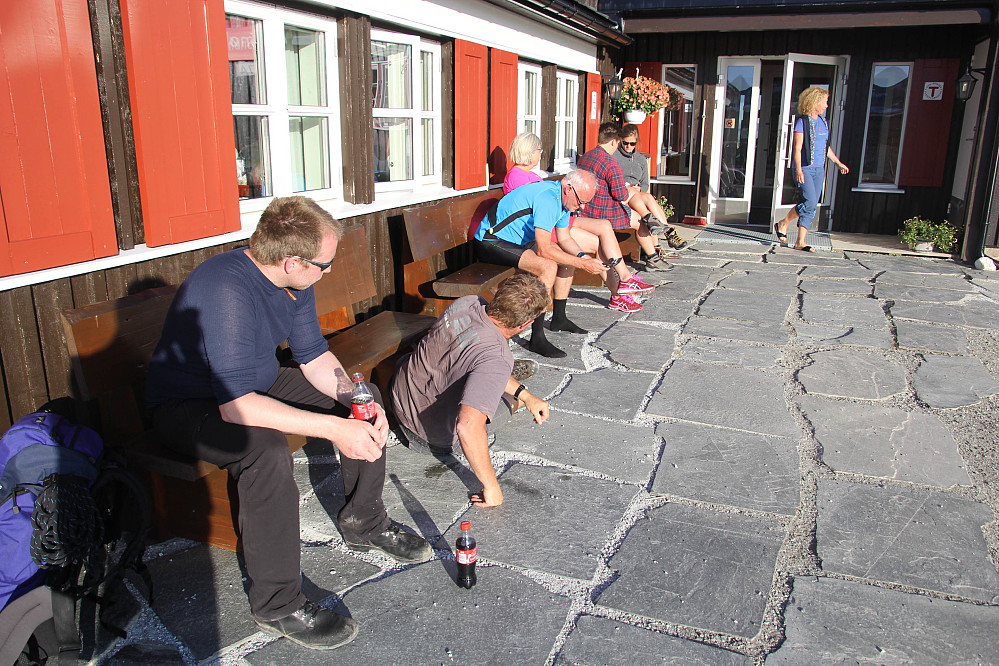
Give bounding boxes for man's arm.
[505,376,548,424]
[456,404,503,507]
[603,160,631,202]
[537,227,605,274]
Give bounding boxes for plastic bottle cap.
[460,521,470,530]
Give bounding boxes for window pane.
[721,64,754,198]
[524,71,537,114]
[420,51,434,112]
[562,79,575,116]
[226,15,265,105]
[660,66,696,178]
[285,27,326,107]
[289,117,329,192]
[862,64,910,185]
[373,117,413,182]
[372,41,412,109]
[234,116,271,199]
[525,119,536,135]
[563,121,575,160]
[422,118,434,176]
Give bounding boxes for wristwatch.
[577,251,588,258]
[513,384,527,400]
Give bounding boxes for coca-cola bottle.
[350,372,377,424]
[455,520,476,588]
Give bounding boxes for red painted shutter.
[625,62,664,175]
[584,72,602,151]
[898,58,959,188]
[489,49,518,185]
[0,0,116,277]
[454,39,488,190]
[120,0,240,247]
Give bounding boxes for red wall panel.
[898,58,959,188]
[120,0,240,246]
[0,0,116,277]
[489,49,518,185]
[584,72,602,151]
[454,39,488,190]
[624,61,663,175]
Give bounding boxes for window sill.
[651,178,696,186]
[851,186,906,194]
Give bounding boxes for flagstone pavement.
[84,241,999,665]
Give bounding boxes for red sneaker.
[608,294,643,312]
[617,276,655,295]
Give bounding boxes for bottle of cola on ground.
[455,520,476,589]
[350,372,377,424]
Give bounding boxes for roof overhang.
[484,0,633,46]
[624,7,990,33]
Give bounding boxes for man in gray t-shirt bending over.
[390,275,551,506]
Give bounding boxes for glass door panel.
[712,59,760,224]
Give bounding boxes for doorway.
[710,54,848,228]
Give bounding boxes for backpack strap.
[483,204,535,240]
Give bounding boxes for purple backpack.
[0,411,102,611]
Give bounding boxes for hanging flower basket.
[623,109,647,124]
[613,75,682,122]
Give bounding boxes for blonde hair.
[249,196,342,266]
[509,132,542,166]
[486,274,550,327]
[798,86,829,116]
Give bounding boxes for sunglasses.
[622,141,638,147]
[294,255,335,270]
[568,183,592,208]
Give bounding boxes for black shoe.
[254,600,358,650]
[512,359,537,381]
[344,521,432,562]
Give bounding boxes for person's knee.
[556,264,574,278]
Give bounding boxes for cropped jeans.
[794,165,825,230]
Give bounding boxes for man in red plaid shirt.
[577,123,677,271]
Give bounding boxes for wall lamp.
[603,69,624,101]
[957,65,987,102]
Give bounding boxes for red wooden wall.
[584,72,602,152]
[119,0,240,246]
[898,58,960,188]
[0,0,116,277]
[454,39,489,190]
[489,48,518,185]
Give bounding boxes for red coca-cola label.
[457,547,476,565]
[352,400,377,422]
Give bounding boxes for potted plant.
[655,195,675,222]
[613,76,681,124]
[898,217,960,253]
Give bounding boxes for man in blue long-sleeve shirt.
[147,196,429,651]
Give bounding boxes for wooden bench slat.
[432,263,515,298]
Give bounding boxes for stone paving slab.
[895,319,970,355]
[524,362,573,399]
[766,249,850,266]
[512,331,589,372]
[791,323,894,349]
[768,576,999,664]
[246,564,573,665]
[874,283,974,303]
[697,288,793,323]
[913,353,999,409]
[647,360,801,438]
[891,298,999,329]
[688,241,772,255]
[494,410,660,484]
[596,502,785,638]
[627,297,699,325]
[652,421,799,514]
[854,255,968,274]
[798,278,872,296]
[560,301,627,332]
[441,462,636,580]
[681,316,790,345]
[551,367,657,420]
[875,272,975,290]
[797,349,907,400]
[300,543,381,598]
[723,259,797,273]
[800,293,888,329]
[971,277,999,297]
[799,264,874,279]
[816,480,999,601]
[797,395,972,487]
[678,338,783,369]
[717,271,799,295]
[594,321,677,370]
[557,615,752,665]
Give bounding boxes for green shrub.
[898,217,959,253]
[655,195,675,221]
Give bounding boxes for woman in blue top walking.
[774,86,849,252]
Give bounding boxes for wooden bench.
[61,226,433,552]
[401,189,514,316]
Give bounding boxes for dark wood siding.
[631,24,985,235]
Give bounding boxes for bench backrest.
[402,189,503,262]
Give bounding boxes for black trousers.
[151,367,390,620]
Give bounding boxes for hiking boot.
[343,521,432,562]
[663,226,688,250]
[608,294,643,312]
[254,600,358,650]
[640,251,672,272]
[617,276,655,295]
[512,359,537,381]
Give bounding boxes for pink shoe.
[617,276,655,295]
[608,294,643,312]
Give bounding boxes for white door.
[771,54,849,230]
[710,58,761,224]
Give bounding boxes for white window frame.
[656,64,697,183]
[858,61,912,189]
[517,61,542,136]
[226,0,342,214]
[554,70,578,173]
[371,29,442,192]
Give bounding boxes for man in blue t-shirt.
[472,171,606,358]
[146,197,429,651]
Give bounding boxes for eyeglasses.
[293,255,335,271]
[567,183,592,209]
[532,147,543,153]
[622,141,638,147]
